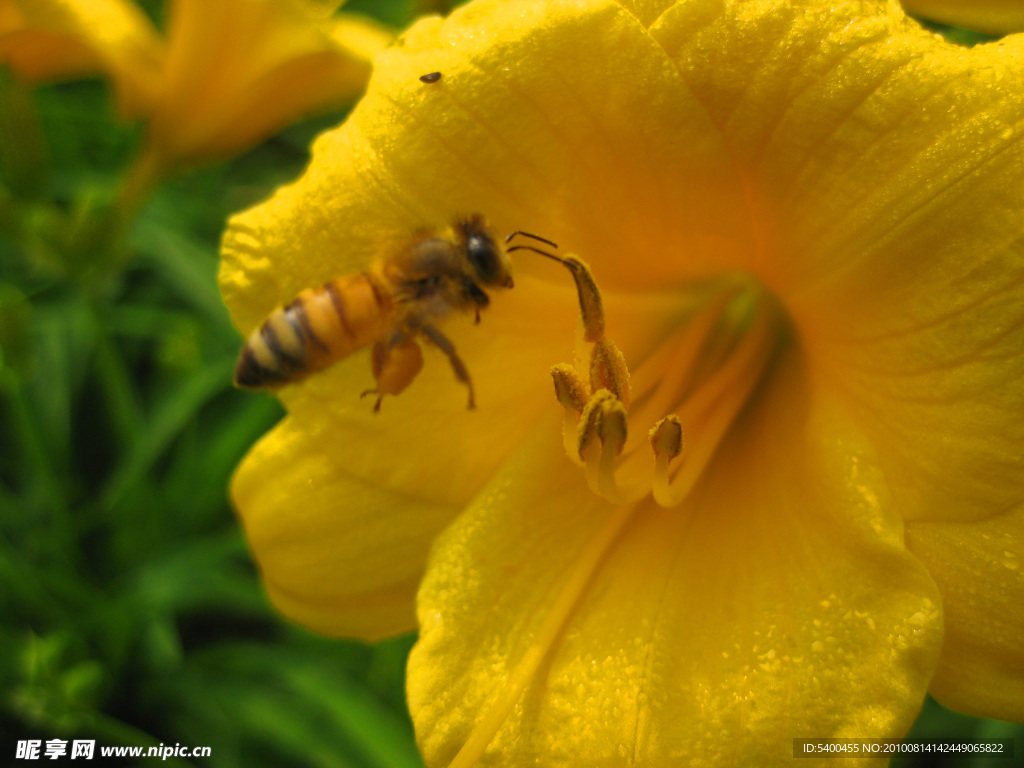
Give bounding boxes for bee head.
[461,216,514,289]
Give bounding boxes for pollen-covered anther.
[649,415,683,504]
[552,364,591,466]
[551,363,589,412]
[577,389,618,460]
[596,396,628,456]
[562,255,605,343]
[589,338,631,408]
[649,415,683,459]
[576,390,645,505]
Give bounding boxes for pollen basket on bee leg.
[369,338,424,410]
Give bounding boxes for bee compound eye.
[467,235,503,284]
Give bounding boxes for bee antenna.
[506,244,565,263]
[504,231,558,249]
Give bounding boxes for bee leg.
[358,388,385,413]
[365,336,424,412]
[420,323,476,410]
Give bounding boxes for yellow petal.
[359,0,750,293]
[0,0,162,116]
[0,0,98,80]
[650,1,1024,524]
[614,0,677,28]
[902,0,1024,34]
[232,416,459,639]
[905,508,1024,722]
[409,350,942,766]
[147,0,391,166]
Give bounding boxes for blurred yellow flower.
[902,0,1024,34]
[0,0,391,170]
[220,0,1024,764]
[0,0,162,116]
[147,0,391,167]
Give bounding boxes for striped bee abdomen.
[234,272,392,389]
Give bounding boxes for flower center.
[550,265,783,507]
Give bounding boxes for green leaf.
[99,357,234,511]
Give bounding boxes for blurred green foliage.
[0,2,1019,767]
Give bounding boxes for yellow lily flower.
[220,0,1024,764]
[901,0,1024,34]
[146,0,391,167]
[0,0,391,169]
[0,0,162,117]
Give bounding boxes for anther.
[589,338,630,409]
[577,389,616,461]
[596,398,628,456]
[591,398,628,500]
[575,391,644,505]
[649,415,683,459]
[551,363,589,412]
[650,414,683,504]
[562,256,604,343]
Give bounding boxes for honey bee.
[234,215,557,411]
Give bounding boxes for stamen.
[589,338,630,408]
[562,256,605,343]
[649,415,683,457]
[576,389,615,461]
[595,402,632,503]
[628,285,740,429]
[552,364,590,468]
[652,301,778,507]
[674,297,774,428]
[541,246,780,513]
[578,392,646,505]
[551,363,588,412]
[650,415,683,504]
[561,408,585,468]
